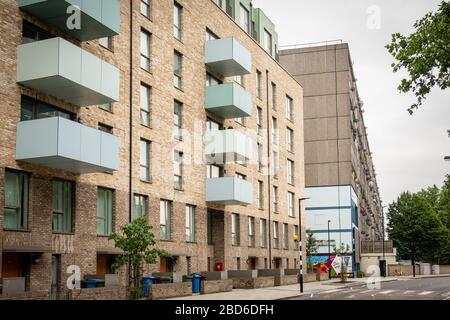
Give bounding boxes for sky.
[253,0,450,205]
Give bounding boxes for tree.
[331,243,351,283]
[437,175,450,229]
[387,192,447,266]
[386,1,450,114]
[109,217,169,299]
[305,229,319,257]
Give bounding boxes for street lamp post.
[297,197,310,293]
[381,205,387,277]
[327,220,331,279]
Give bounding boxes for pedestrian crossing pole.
[298,197,310,293]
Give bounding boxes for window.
[263,29,273,55]
[288,192,295,217]
[257,107,263,136]
[4,171,28,230]
[286,95,293,121]
[160,200,171,240]
[271,82,277,109]
[257,180,263,209]
[206,118,222,131]
[206,164,223,178]
[207,211,213,245]
[52,180,73,233]
[259,219,267,248]
[99,103,112,112]
[287,159,294,185]
[133,194,147,220]
[21,96,73,121]
[140,84,151,126]
[235,173,246,180]
[272,150,278,177]
[257,143,263,173]
[294,225,300,250]
[22,21,52,44]
[185,205,195,242]
[140,30,151,71]
[97,188,112,236]
[234,116,244,126]
[272,185,279,213]
[99,37,112,50]
[248,217,255,247]
[226,0,233,17]
[287,127,294,153]
[140,0,150,17]
[271,117,277,144]
[206,73,221,87]
[283,223,289,249]
[140,139,151,182]
[256,70,262,99]
[98,123,113,134]
[212,0,222,8]
[273,221,279,249]
[234,75,243,86]
[231,213,240,246]
[173,2,182,40]
[206,29,219,41]
[173,51,182,89]
[174,151,183,190]
[173,100,182,140]
[239,4,250,33]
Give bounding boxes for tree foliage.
[109,217,169,299]
[386,1,450,114]
[305,229,319,258]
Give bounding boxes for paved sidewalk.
[167,277,398,300]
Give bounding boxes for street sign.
[331,255,353,274]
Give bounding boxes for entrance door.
[274,258,281,269]
[248,258,257,270]
[160,257,174,272]
[2,253,20,277]
[51,255,59,300]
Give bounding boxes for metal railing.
[279,39,343,50]
[361,240,393,254]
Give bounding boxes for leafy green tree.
[438,175,450,229]
[109,217,169,299]
[386,1,450,114]
[306,229,319,272]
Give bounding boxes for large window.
[248,217,255,247]
[173,2,182,40]
[99,36,113,50]
[206,164,223,178]
[133,194,147,220]
[272,185,279,213]
[97,188,113,236]
[185,205,195,242]
[263,29,273,55]
[4,171,28,230]
[286,95,293,121]
[231,213,240,246]
[173,100,182,140]
[174,150,183,190]
[257,107,263,136]
[259,219,267,248]
[271,82,277,109]
[52,180,73,233]
[160,200,172,240]
[239,4,250,33]
[140,83,151,127]
[140,0,150,17]
[288,192,295,217]
[273,221,279,249]
[256,70,262,99]
[272,150,278,177]
[283,223,289,249]
[140,139,151,182]
[287,159,295,185]
[173,51,182,89]
[257,180,264,209]
[271,117,278,144]
[206,73,221,87]
[287,128,294,153]
[257,143,263,173]
[21,96,73,121]
[22,21,52,44]
[140,30,151,71]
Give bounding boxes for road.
[289,277,450,300]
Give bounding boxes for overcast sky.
[253,0,450,205]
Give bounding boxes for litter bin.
[142,276,157,297]
[191,274,202,294]
[84,279,97,289]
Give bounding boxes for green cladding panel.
[17,37,120,107]
[205,83,252,119]
[252,8,278,58]
[19,0,120,41]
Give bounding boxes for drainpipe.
[265,69,272,269]
[128,0,133,223]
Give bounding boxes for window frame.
[3,170,29,231]
[288,192,295,217]
[173,2,182,40]
[259,218,267,248]
[173,51,183,89]
[173,150,183,190]
[140,139,151,182]
[160,200,172,240]
[140,29,151,71]
[287,127,294,153]
[231,213,240,246]
[248,216,255,247]
[185,205,195,242]
[52,179,73,234]
[285,95,293,121]
[132,194,148,220]
[97,188,113,236]
[140,83,151,127]
[140,0,151,18]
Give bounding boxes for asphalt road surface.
[290,277,450,300]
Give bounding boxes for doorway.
[247,257,257,270]
[160,257,174,272]
[273,258,282,269]
[51,255,60,300]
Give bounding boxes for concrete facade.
[0,0,305,299]
[279,44,383,270]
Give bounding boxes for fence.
[361,240,393,254]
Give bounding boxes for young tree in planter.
[306,229,319,272]
[109,217,169,299]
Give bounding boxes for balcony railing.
[205,83,252,119]
[206,177,252,205]
[205,129,252,164]
[360,240,394,254]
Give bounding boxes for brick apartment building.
[0,0,305,298]
[279,43,383,271]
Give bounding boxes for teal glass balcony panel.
[16,117,119,173]
[17,37,120,107]
[205,83,252,119]
[206,177,253,205]
[205,37,252,77]
[205,129,252,164]
[19,0,120,41]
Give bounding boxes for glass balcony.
[205,83,252,119]
[16,117,119,173]
[206,177,253,205]
[205,129,252,164]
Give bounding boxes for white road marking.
[361,289,376,294]
[403,290,416,295]
[379,290,395,294]
[320,289,342,294]
[418,291,433,296]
